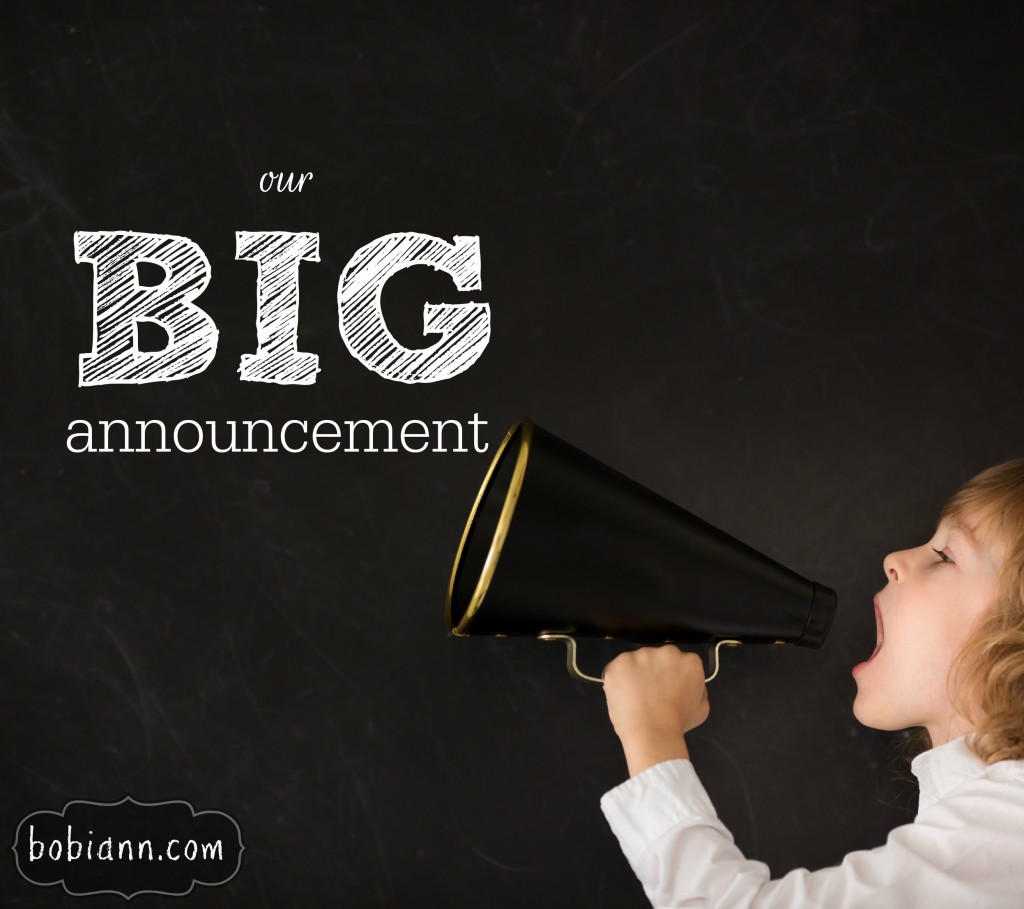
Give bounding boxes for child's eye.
[932,547,953,564]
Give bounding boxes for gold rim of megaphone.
[445,417,534,636]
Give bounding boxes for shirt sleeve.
[599,758,1024,909]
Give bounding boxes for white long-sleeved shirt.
[600,734,1024,908]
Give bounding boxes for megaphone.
[445,418,837,684]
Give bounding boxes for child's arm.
[601,645,1024,908]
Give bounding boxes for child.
[601,458,1024,908]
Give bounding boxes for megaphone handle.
[538,633,605,684]
[538,633,742,685]
[704,638,742,682]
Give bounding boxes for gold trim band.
[444,417,534,636]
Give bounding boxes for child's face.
[851,512,1002,745]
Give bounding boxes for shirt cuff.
[600,758,725,861]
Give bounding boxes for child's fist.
[602,645,709,776]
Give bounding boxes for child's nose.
[882,550,903,582]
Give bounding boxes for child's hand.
[602,645,709,777]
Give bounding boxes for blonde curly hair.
[939,457,1024,764]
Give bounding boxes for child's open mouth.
[852,597,884,676]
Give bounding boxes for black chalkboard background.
[3,2,1024,906]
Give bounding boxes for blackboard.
[3,2,1023,905]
